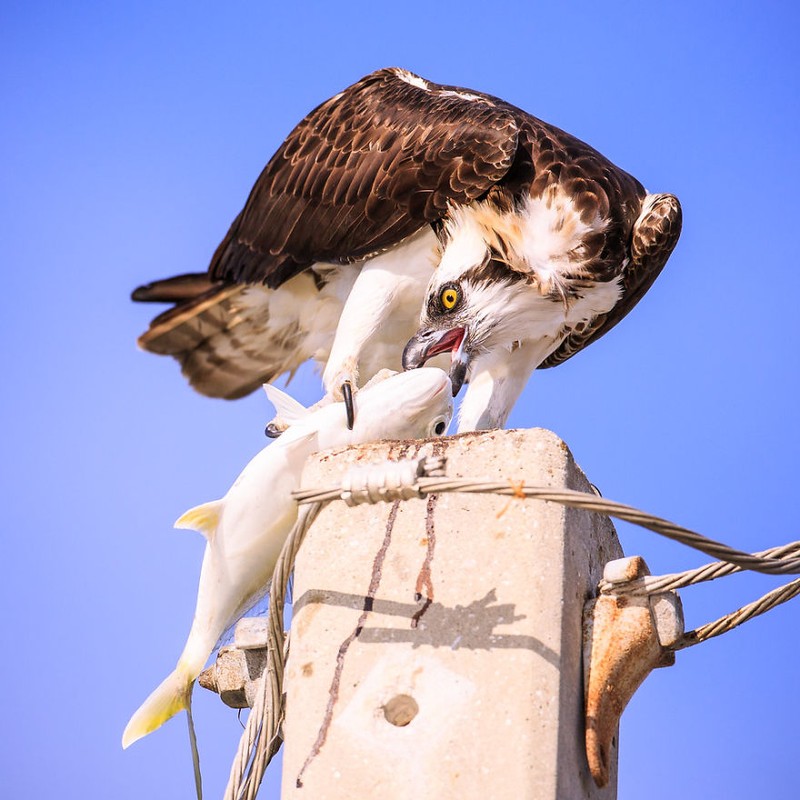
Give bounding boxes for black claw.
[342,381,355,430]
[264,422,284,439]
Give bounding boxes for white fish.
[122,367,452,748]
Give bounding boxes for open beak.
[402,326,471,396]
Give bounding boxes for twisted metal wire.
[599,541,800,595]
[595,540,800,651]
[224,503,323,800]
[296,478,800,576]
[675,576,800,650]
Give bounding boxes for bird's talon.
[342,381,355,430]
[264,422,284,439]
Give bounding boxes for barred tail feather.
[133,277,320,399]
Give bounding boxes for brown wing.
[209,67,520,288]
[539,193,682,368]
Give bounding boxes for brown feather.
[208,68,520,288]
[539,193,682,368]
[130,273,217,303]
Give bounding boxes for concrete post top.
[302,427,586,491]
[281,427,622,800]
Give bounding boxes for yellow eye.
[440,286,460,311]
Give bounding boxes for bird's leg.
[322,276,376,432]
[320,228,436,429]
[322,265,409,428]
[323,355,360,430]
[456,340,553,432]
[338,367,396,429]
[359,368,397,389]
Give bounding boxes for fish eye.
[430,415,449,437]
[439,284,460,312]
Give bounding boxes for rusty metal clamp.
[583,555,684,787]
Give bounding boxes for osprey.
[134,67,681,431]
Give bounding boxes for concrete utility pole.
[278,428,622,799]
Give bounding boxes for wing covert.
[209,68,520,288]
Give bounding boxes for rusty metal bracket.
[199,619,271,708]
[583,555,684,787]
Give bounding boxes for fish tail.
[122,663,194,749]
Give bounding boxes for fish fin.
[262,383,310,425]
[278,425,319,451]
[122,666,193,749]
[175,500,222,540]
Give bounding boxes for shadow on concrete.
[293,587,559,667]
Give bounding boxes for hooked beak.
[402,326,471,397]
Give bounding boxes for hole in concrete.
[383,694,419,727]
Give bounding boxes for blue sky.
[2,2,799,798]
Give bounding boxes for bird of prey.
[133,67,681,431]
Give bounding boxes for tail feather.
[133,278,316,399]
[131,273,218,304]
[137,285,244,356]
[122,666,193,749]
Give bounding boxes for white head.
[351,368,453,440]
[264,368,453,451]
[402,190,615,395]
[402,206,528,394]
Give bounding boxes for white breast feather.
[518,186,607,291]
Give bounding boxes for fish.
[122,367,452,748]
